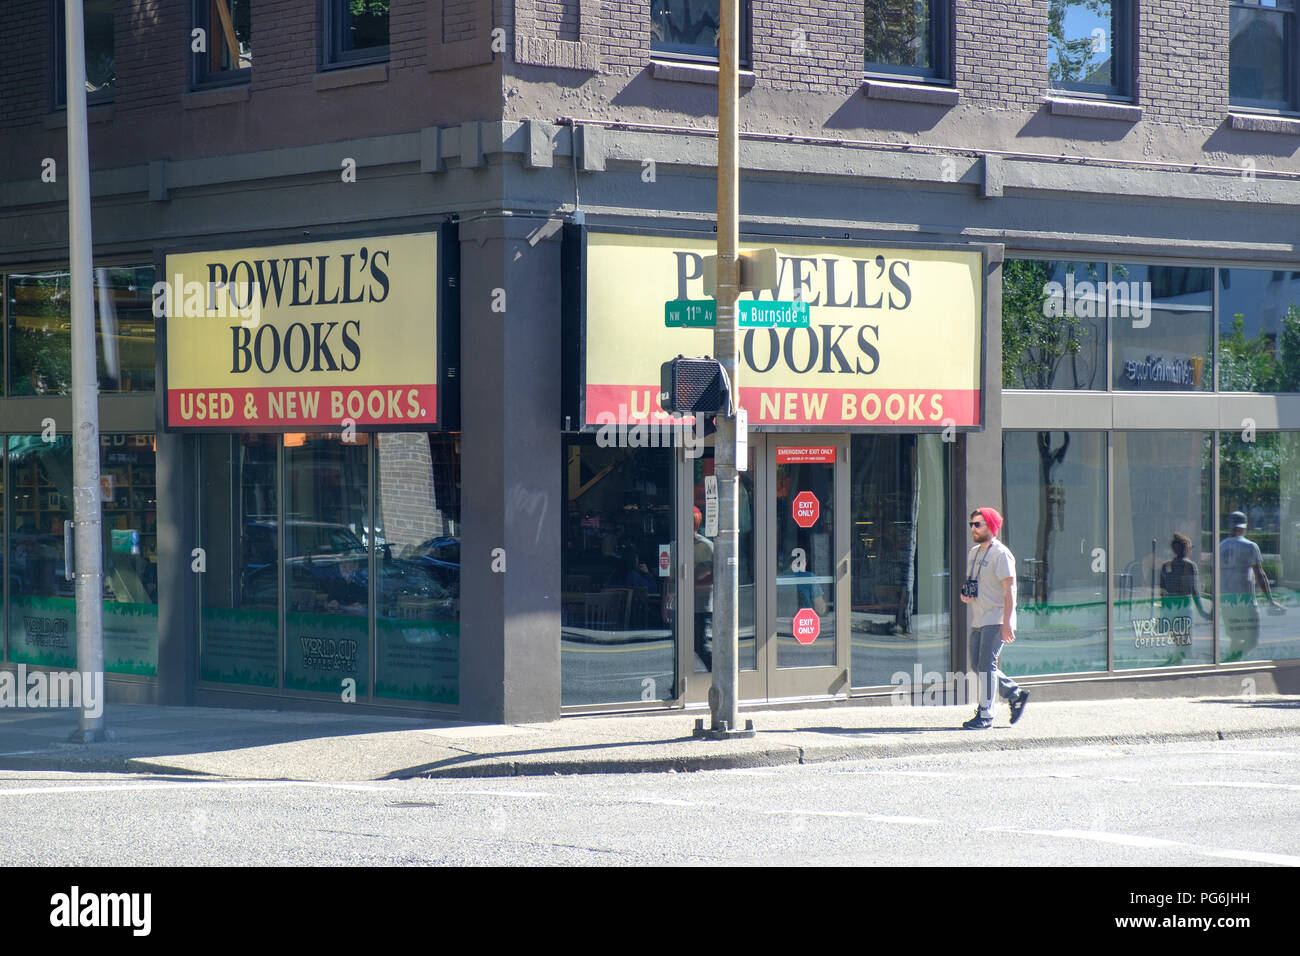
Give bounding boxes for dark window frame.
[863,0,954,85]
[1047,0,1135,100]
[1229,0,1298,113]
[191,0,253,88]
[322,0,390,69]
[51,0,116,110]
[650,0,752,68]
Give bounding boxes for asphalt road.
[1,735,1298,867]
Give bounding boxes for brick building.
[1,1,1299,722]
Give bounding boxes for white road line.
[984,826,1300,866]
[1167,780,1300,792]
[0,781,387,797]
[767,809,942,825]
[435,789,552,798]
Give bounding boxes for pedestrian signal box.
[659,356,727,414]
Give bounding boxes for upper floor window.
[1230,0,1295,111]
[651,1,750,63]
[864,0,951,82]
[325,0,389,67]
[193,0,252,86]
[1048,0,1132,97]
[53,0,116,108]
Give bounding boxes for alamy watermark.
[0,665,104,718]
[1043,273,1151,328]
[152,275,262,327]
[595,403,705,457]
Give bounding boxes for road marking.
[434,789,552,798]
[984,826,1300,866]
[0,780,387,797]
[1167,780,1300,792]
[767,809,941,825]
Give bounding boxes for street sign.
[664,300,716,327]
[792,491,820,528]
[665,299,810,328]
[793,607,820,644]
[738,300,809,328]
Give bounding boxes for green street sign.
[739,300,810,328]
[664,299,810,328]
[664,300,716,327]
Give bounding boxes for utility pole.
[698,0,753,738]
[65,0,107,742]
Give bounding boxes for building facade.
[1,1,1299,723]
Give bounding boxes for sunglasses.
[969,521,985,528]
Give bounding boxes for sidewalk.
[1,694,1298,781]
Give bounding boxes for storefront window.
[1112,431,1214,668]
[1002,259,1107,390]
[1111,264,1213,392]
[5,266,156,395]
[7,433,157,674]
[692,444,757,674]
[850,435,950,687]
[775,450,836,668]
[1218,269,1300,393]
[1002,431,1107,675]
[283,433,370,694]
[199,434,279,686]
[561,439,676,706]
[374,432,459,703]
[1219,432,1300,663]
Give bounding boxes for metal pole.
[708,0,743,735]
[66,0,107,741]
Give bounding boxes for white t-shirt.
[966,538,1017,630]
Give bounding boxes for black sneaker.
[1009,690,1030,725]
[962,714,992,730]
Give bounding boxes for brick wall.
[444,0,481,43]
[956,0,1047,110]
[750,1,861,93]
[377,433,454,548]
[532,0,580,42]
[0,0,50,129]
[1138,0,1227,127]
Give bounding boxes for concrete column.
[457,215,563,723]
[954,244,1005,671]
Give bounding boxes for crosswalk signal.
[659,356,728,414]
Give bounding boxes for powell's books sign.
[568,230,985,429]
[160,231,451,431]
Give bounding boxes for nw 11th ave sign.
[664,300,811,328]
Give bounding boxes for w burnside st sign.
[579,231,985,429]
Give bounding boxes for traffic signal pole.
[698,0,752,738]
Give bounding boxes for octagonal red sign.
[793,608,821,645]
[792,491,820,528]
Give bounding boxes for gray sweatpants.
[971,624,1021,719]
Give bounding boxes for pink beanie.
[978,507,1003,537]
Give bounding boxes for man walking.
[1220,510,1284,662]
[960,507,1029,729]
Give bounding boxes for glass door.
[766,438,850,698]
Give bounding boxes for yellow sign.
[163,233,439,429]
[585,232,983,427]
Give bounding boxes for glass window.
[282,433,370,694]
[1218,268,1300,392]
[1002,431,1107,675]
[561,439,677,706]
[53,0,116,108]
[1230,0,1294,111]
[326,0,389,65]
[1112,431,1214,669]
[1111,263,1213,392]
[5,265,156,396]
[375,432,459,704]
[1002,259,1107,390]
[864,0,948,81]
[8,433,158,675]
[651,0,749,62]
[199,434,280,687]
[850,434,950,688]
[775,450,836,668]
[691,442,757,674]
[1048,0,1128,96]
[194,0,252,84]
[1219,432,1300,663]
